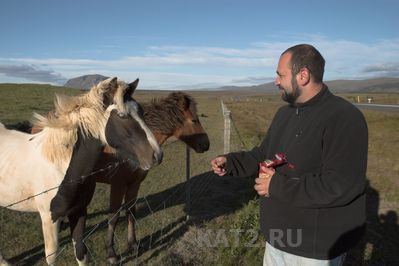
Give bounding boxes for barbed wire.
[1,114,228,265]
[3,158,130,209]
[230,115,250,150]
[75,142,196,264]
[69,150,218,265]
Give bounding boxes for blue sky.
[0,0,398,89]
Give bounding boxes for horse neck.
[36,127,77,171]
[152,131,173,146]
[144,102,185,146]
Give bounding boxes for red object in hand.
[259,153,287,173]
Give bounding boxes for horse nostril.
[202,141,210,151]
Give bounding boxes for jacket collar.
[291,83,330,109]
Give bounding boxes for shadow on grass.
[8,233,71,265]
[134,171,256,221]
[4,171,398,265]
[138,171,255,263]
[3,169,255,264]
[90,174,399,265]
[344,179,399,266]
[86,170,257,263]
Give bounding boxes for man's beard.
[281,79,301,104]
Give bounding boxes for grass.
[0,84,82,124]
[336,92,399,105]
[0,84,398,265]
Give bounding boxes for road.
[354,103,399,113]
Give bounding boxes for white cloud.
[0,36,398,88]
[0,64,67,84]
[361,62,399,77]
[232,76,275,84]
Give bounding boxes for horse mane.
[142,92,197,135]
[32,79,126,168]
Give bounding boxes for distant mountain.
[64,74,109,90]
[201,83,276,92]
[325,78,399,92]
[62,75,399,92]
[201,77,399,93]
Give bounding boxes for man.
[211,44,368,265]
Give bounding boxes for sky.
[0,0,398,90]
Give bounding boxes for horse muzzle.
[136,147,163,171]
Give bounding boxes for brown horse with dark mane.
[94,92,210,263]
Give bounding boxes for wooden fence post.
[221,101,231,154]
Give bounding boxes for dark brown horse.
[94,92,210,263]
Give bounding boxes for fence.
[0,102,249,265]
[221,101,231,154]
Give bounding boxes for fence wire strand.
[1,106,236,264]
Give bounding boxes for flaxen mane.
[142,92,197,135]
[32,79,128,168]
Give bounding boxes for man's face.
[275,52,301,104]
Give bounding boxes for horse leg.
[106,182,126,264]
[125,182,142,253]
[68,209,88,266]
[39,211,60,265]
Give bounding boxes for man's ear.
[297,67,310,86]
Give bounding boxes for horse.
[0,77,162,265]
[94,92,210,263]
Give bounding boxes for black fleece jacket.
[225,85,368,259]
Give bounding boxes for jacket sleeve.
[224,107,284,178]
[269,107,368,208]
[225,135,269,177]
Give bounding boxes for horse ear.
[183,95,191,111]
[102,77,118,107]
[126,78,139,97]
[109,77,117,85]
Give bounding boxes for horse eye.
[118,113,128,119]
[192,119,199,124]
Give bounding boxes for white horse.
[0,77,162,265]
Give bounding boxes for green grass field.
[0,84,398,265]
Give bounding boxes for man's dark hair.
[282,44,325,83]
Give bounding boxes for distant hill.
[201,77,399,93]
[325,78,399,92]
[64,74,109,90]
[16,75,398,92]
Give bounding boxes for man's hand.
[254,165,275,197]
[211,156,227,176]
